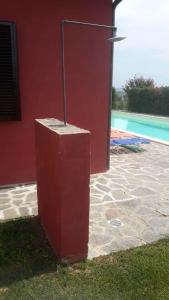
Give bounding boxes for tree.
[112,87,116,109]
[124,75,156,93]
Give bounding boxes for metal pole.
[61,21,67,126]
[63,20,116,29]
[61,20,116,126]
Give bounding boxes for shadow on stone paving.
[0,217,58,287]
[110,145,146,155]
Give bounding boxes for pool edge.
[111,126,169,147]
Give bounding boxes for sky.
[113,0,169,88]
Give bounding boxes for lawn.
[1,217,169,300]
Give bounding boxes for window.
[0,22,20,120]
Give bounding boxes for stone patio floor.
[0,142,169,259]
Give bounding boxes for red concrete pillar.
[35,118,90,264]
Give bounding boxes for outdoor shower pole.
[61,21,67,126]
[61,20,116,126]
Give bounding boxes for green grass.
[1,217,169,300]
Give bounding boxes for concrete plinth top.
[36,118,90,135]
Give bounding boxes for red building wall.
[0,0,112,186]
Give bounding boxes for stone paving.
[0,142,169,259]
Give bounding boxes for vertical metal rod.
[61,21,67,126]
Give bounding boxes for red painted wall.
[0,0,112,186]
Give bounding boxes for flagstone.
[0,141,169,259]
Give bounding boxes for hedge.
[126,87,169,116]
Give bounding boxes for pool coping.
[111,126,169,147]
[112,110,169,122]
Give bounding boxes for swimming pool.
[111,111,169,143]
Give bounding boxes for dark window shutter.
[0,22,21,120]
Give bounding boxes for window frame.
[0,21,21,121]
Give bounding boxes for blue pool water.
[111,111,169,142]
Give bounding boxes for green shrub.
[158,87,169,116]
[127,87,156,114]
[112,87,116,109]
[123,75,169,116]
[112,88,128,111]
[126,87,169,116]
